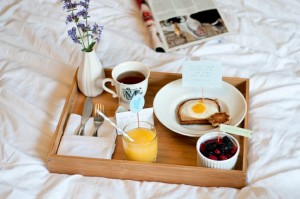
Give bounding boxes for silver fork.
[92,103,104,137]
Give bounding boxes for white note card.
[115,108,154,135]
[182,60,222,88]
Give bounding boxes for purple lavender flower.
[68,27,80,44]
[77,23,90,32]
[77,9,88,19]
[66,13,77,24]
[62,0,104,52]
[91,23,99,34]
[96,25,104,43]
[62,1,77,10]
[91,24,103,42]
[79,1,89,9]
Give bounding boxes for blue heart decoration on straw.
[130,94,145,113]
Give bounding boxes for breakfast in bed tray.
[48,60,251,188]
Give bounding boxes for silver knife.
[77,97,93,136]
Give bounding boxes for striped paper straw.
[96,110,134,142]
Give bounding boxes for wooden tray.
[47,69,249,188]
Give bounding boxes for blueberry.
[223,136,234,145]
[217,143,227,154]
[223,136,234,150]
[206,142,217,153]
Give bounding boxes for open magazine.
[136,0,229,52]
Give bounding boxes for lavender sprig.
[62,0,103,52]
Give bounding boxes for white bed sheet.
[1,0,300,198]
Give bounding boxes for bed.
[1,0,300,198]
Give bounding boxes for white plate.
[153,79,247,137]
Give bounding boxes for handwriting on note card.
[182,60,222,88]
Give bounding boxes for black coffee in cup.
[102,61,150,110]
[117,71,145,84]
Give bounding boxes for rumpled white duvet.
[1,0,300,198]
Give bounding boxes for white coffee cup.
[102,61,150,109]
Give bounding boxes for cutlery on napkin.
[76,97,93,136]
[57,114,117,159]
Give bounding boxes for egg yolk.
[192,102,206,113]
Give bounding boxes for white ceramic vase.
[77,50,106,97]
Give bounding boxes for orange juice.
[123,127,157,162]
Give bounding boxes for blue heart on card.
[130,95,145,113]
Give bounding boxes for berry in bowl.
[196,132,240,170]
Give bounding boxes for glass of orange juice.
[122,121,157,162]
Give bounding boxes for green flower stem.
[75,22,87,49]
[84,0,91,51]
[86,17,89,47]
[71,9,86,49]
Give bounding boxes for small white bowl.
[196,132,240,170]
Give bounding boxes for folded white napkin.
[57,114,117,159]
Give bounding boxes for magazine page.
[147,0,229,52]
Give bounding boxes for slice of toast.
[177,98,221,125]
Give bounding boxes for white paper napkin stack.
[57,114,117,159]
